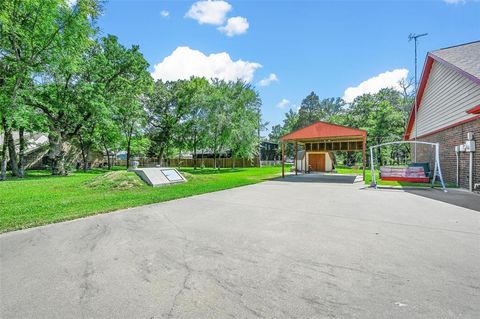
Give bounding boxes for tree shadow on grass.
[1,171,63,182]
[1,168,114,182]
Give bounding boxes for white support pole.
[431,156,438,188]
[434,143,447,192]
[370,146,376,188]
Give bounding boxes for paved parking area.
[1,176,479,318]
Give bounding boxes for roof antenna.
[409,33,428,162]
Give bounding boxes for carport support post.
[304,148,307,173]
[281,141,285,178]
[370,146,376,188]
[362,136,366,181]
[294,142,298,175]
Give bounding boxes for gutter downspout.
[455,147,460,188]
[469,151,473,192]
[466,133,475,192]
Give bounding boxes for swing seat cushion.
[380,166,430,183]
[408,162,431,177]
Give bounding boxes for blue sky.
[97,0,480,131]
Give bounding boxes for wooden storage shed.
[296,150,335,172]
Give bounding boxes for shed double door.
[309,153,326,172]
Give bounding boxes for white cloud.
[218,16,249,36]
[160,10,170,17]
[276,99,290,109]
[186,1,250,37]
[66,0,77,7]
[258,73,279,87]
[151,46,262,83]
[443,0,466,4]
[186,0,232,25]
[342,69,409,103]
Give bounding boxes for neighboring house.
[115,151,128,160]
[191,149,232,159]
[404,41,480,191]
[0,132,50,169]
[190,141,277,160]
[2,132,105,170]
[260,141,279,161]
[0,132,49,153]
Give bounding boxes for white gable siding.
[411,60,480,138]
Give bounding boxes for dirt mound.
[84,171,144,190]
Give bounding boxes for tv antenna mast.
[408,32,428,162]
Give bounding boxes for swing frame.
[370,141,447,192]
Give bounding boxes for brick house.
[404,41,480,191]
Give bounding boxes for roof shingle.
[430,41,480,80]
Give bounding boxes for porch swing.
[369,141,447,192]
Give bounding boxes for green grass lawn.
[334,165,455,188]
[0,166,283,233]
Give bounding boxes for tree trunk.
[126,138,131,169]
[126,125,133,169]
[104,143,112,169]
[17,127,26,177]
[212,129,218,169]
[1,137,7,181]
[49,133,67,176]
[157,147,165,167]
[7,130,19,176]
[81,148,88,172]
[78,136,88,172]
[1,117,8,180]
[193,135,197,170]
[213,139,218,169]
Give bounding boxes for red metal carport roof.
[280,121,367,141]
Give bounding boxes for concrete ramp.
[133,168,186,187]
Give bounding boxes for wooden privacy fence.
[116,157,260,168]
[168,158,259,168]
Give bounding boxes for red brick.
[415,119,480,190]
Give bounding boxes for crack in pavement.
[79,223,109,252]
[79,260,99,319]
[162,213,193,318]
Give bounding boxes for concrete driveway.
[1,177,479,318]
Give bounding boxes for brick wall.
[415,118,479,190]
